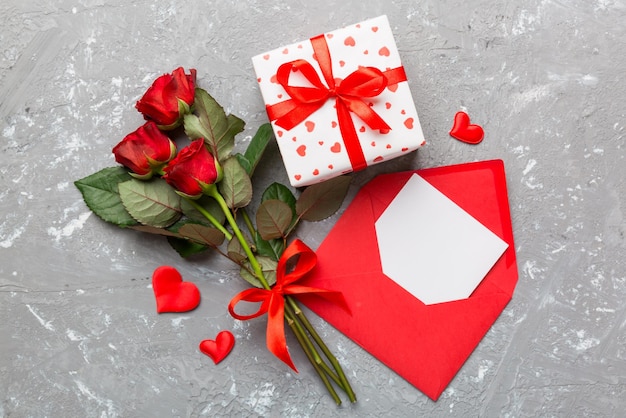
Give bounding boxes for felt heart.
[152,266,201,313]
[449,111,484,144]
[199,331,235,364]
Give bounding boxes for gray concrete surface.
[1,0,625,416]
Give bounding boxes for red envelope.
[299,160,518,401]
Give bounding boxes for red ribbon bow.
[228,239,348,371]
[266,34,408,171]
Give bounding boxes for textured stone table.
[1,1,624,416]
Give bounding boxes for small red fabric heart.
[152,266,201,313]
[199,330,235,364]
[449,111,484,144]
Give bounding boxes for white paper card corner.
[374,173,509,305]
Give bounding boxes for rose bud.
[112,121,176,180]
[163,140,219,199]
[135,67,197,130]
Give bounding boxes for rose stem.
[282,302,343,387]
[241,205,346,395]
[240,209,257,239]
[206,185,345,403]
[285,315,342,404]
[286,296,356,402]
[183,197,233,241]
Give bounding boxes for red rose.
[135,67,197,129]
[163,140,219,198]
[112,121,176,179]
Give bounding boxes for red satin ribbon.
[228,239,348,371]
[266,34,407,171]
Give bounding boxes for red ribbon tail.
[266,292,298,372]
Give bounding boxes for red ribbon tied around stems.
[266,34,408,171]
[228,239,348,371]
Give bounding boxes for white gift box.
[252,15,426,187]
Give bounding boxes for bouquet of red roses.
[75,68,356,404]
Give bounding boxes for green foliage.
[261,182,297,217]
[165,219,222,257]
[178,223,226,247]
[129,224,181,237]
[74,167,138,228]
[227,237,247,264]
[218,157,253,209]
[180,195,225,225]
[236,154,252,175]
[76,91,350,282]
[256,200,293,240]
[296,176,351,221]
[236,123,273,176]
[167,236,208,258]
[118,178,182,228]
[183,88,244,162]
[240,256,277,288]
[254,232,285,261]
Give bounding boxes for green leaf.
[129,224,181,238]
[178,223,225,247]
[255,232,285,261]
[242,123,273,176]
[166,218,198,233]
[182,114,207,139]
[183,88,244,162]
[167,237,208,258]
[218,157,253,209]
[261,182,297,216]
[180,195,225,225]
[224,114,245,158]
[118,178,182,227]
[256,199,293,240]
[126,218,212,257]
[296,175,351,221]
[74,166,138,228]
[227,238,247,264]
[165,219,216,257]
[240,256,277,288]
[235,153,252,175]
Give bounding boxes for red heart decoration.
[449,111,484,144]
[199,330,235,364]
[152,266,201,313]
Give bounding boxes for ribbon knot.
[266,34,408,171]
[228,239,348,371]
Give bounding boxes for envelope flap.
[362,171,415,219]
[314,187,383,277]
